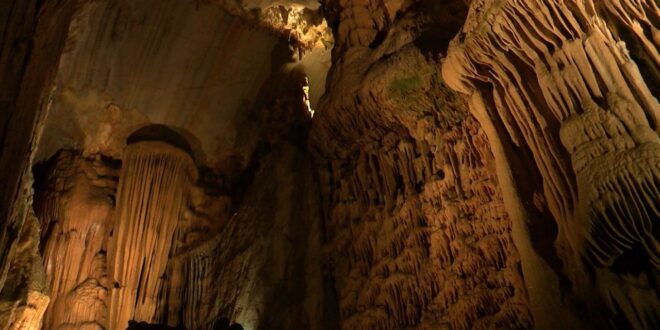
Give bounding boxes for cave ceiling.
[37,0,332,168]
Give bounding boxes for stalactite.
[181,250,214,329]
[33,150,118,330]
[442,0,659,326]
[311,35,531,327]
[107,141,197,330]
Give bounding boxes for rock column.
[107,141,197,329]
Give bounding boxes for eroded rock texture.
[311,1,531,328]
[0,0,78,312]
[22,2,328,328]
[168,142,325,330]
[0,211,49,330]
[0,0,658,329]
[442,0,659,327]
[211,0,333,50]
[33,150,118,329]
[107,142,197,329]
[167,60,329,330]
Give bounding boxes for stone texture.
[107,141,198,329]
[36,0,280,166]
[310,1,532,328]
[0,0,79,303]
[212,0,333,50]
[442,0,659,327]
[0,210,49,329]
[33,150,118,329]
[0,0,657,329]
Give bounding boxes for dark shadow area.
[596,6,660,103]
[230,37,315,205]
[412,0,469,57]
[127,124,194,156]
[213,317,244,330]
[127,320,179,329]
[126,319,244,330]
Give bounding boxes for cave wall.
[23,0,329,328]
[310,1,532,329]
[442,0,659,328]
[107,141,199,329]
[185,57,330,330]
[0,0,657,329]
[33,150,118,329]
[311,0,658,329]
[0,0,80,327]
[36,0,283,166]
[180,142,326,330]
[34,62,333,329]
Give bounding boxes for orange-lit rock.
[442,0,659,327]
[310,3,531,325]
[33,150,118,329]
[0,0,657,329]
[107,141,197,329]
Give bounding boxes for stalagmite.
[107,141,197,330]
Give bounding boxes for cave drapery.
[0,0,657,329]
[108,141,198,329]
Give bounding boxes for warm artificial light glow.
[107,141,197,329]
[303,77,314,118]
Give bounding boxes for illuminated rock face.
[212,0,333,49]
[0,1,79,318]
[310,1,532,328]
[107,141,197,329]
[0,0,657,329]
[442,0,659,327]
[33,151,118,329]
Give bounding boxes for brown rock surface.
[442,0,659,327]
[310,2,531,328]
[107,141,198,329]
[33,150,118,329]
[0,0,656,329]
[0,0,79,306]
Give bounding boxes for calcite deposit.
[0,0,657,329]
[33,150,118,329]
[107,141,198,329]
[442,0,659,327]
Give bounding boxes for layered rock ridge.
[442,0,659,328]
[107,141,198,329]
[0,0,658,329]
[311,1,532,328]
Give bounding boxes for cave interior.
[0,0,658,329]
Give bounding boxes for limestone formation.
[212,0,333,50]
[310,8,531,326]
[107,141,197,329]
[0,211,49,330]
[442,0,659,327]
[0,0,657,329]
[33,150,118,329]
